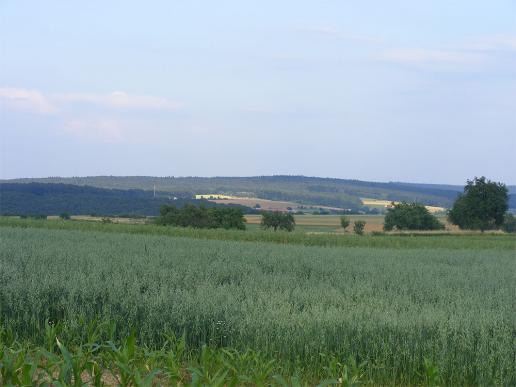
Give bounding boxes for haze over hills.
[4,175,515,211]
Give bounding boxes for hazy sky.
[1,1,515,184]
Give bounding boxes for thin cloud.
[0,87,58,114]
[381,48,484,71]
[380,35,516,71]
[0,87,181,115]
[62,118,123,142]
[1,87,182,143]
[464,35,516,52]
[297,26,384,44]
[55,91,181,111]
[383,49,480,65]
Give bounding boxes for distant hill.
[3,176,514,211]
[0,183,252,216]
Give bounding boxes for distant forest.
[0,183,253,216]
[2,176,515,211]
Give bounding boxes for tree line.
[340,176,514,233]
[110,176,516,234]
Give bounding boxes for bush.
[59,212,71,220]
[156,204,246,230]
[502,213,516,233]
[340,216,350,231]
[353,220,366,235]
[384,202,444,231]
[261,211,295,232]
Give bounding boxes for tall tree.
[448,177,508,231]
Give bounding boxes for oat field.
[1,222,514,385]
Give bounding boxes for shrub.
[156,204,246,230]
[384,202,444,231]
[59,212,71,220]
[502,213,516,233]
[353,220,366,235]
[340,216,350,231]
[261,211,295,232]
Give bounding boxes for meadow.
[1,221,515,385]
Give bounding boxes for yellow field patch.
[361,198,446,213]
[195,194,237,200]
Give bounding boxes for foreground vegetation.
[1,224,514,385]
[0,331,398,386]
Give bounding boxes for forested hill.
[0,183,251,216]
[6,175,514,210]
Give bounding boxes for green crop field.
[1,221,515,385]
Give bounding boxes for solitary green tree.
[340,216,350,231]
[448,177,508,232]
[261,211,295,232]
[383,202,444,231]
[353,220,366,235]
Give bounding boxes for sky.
[1,0,515,184]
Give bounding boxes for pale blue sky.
[1,0,515,184]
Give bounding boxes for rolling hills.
[3,175,515,210]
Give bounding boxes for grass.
[1,216,514,250]
[1,224,515,385]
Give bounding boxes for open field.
[1,217,513,250]
[211,197,301,211]
[246,214,461,233]
[0,224,514,385]
[246,214,385,232]
[44,213,485,234]
[210,197,345,212]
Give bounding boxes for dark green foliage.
[59,212,70,220]
[502,213,516,233]
[0,182,189,216]
[448,177,508,231]
[0,182,252,217]
[340,216,350,230]
[383,202,444,231]
[261,211,295,231]
[157,204,246,230]
[353,220,366,235]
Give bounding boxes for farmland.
[360,198,446,214]
[1,220,515,385]
[247,214,388,233]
